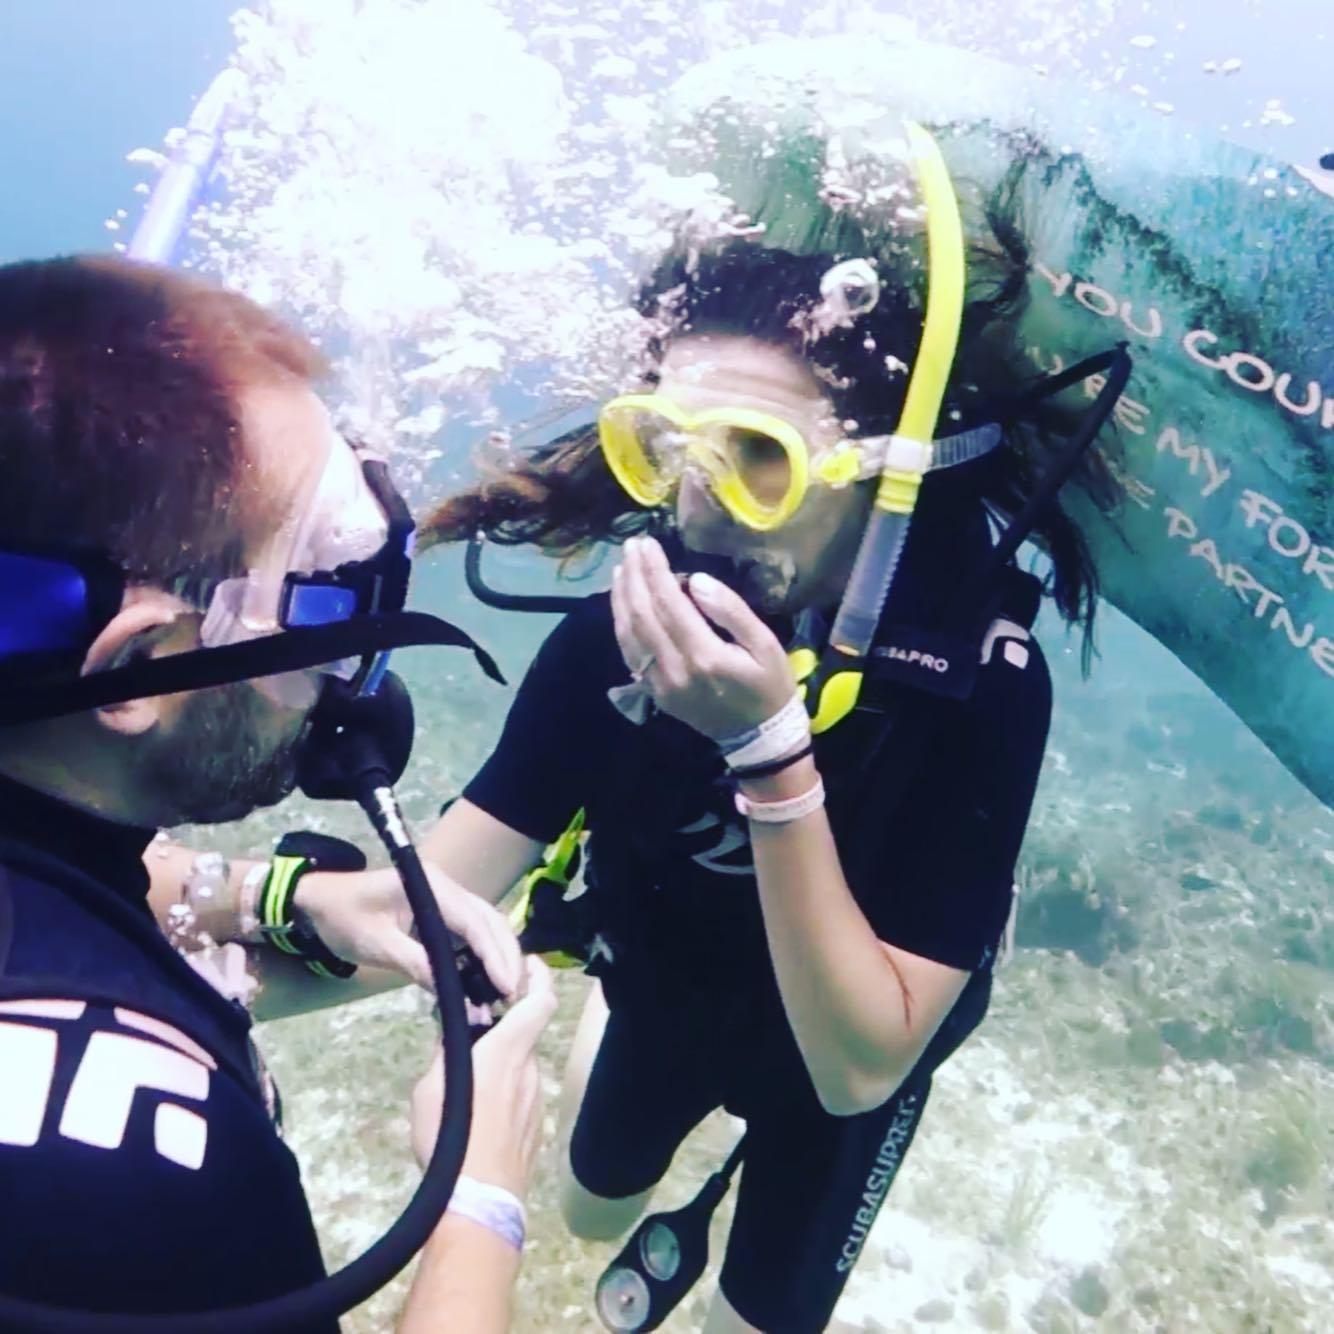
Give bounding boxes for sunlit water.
[37,0,1334,1328]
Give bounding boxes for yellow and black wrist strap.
[258,832,365,980]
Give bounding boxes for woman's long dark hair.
[421,188,1119,658]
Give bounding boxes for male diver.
[0,256,551,1331]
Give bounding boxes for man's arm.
[144,832,532,1022]
[399,1219,520,1334]
[397,959,557,1333]
[144,841,412,1021]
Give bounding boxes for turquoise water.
[0,0,235,262]
[4,3,1332,1330]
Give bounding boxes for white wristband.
[447,1175,527,1252]
[721,694,811,770]
[238,862,270,944]
[734,777,826,825]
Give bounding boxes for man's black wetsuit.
[466,592,1050,1332]
[0,776,332,1326]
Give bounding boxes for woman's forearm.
[417,799,546,907]
[744,757,965,1116]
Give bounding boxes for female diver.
[409,128,1126,1332]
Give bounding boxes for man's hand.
[410,957,558,1194]
[294,863,524,1000]
[611,534,795,741]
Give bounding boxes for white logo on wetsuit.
[676,810,755,877]
[0,1001,212,1170]
[835,1090,922,1273]
[882,645,950,673]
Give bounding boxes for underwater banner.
[663,32,1333,807]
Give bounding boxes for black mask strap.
[0,610,504,726]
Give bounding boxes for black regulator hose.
[465,535,589,614]
[0,675,482,1333]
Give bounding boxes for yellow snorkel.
[796,121,967,733]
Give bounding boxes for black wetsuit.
[0,777,332,1327]
[466,590,1050,1332]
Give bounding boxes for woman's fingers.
[463,893,525,999]
[492,956,557,1058]
[422,864,524,998]
[612,541,686,680]
[688,570,782,661]
[609,554,646,669]
[636,536,724,662]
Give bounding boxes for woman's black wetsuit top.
[464,571,1050,1330]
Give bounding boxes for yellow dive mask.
[599,122,972,543]
[597,389,887,532]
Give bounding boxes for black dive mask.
[0,456,502,727]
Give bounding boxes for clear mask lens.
[713,423,793,506]
[197,431,391,699]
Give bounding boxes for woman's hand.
[411,957,558,1193]
[611,535,796,741]
[294,863,524,999]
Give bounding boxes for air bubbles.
[818,258,880,323]
[1260,99,1295,128]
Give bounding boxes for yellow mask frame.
[597,393,883,533]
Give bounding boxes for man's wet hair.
[0,256,326,595]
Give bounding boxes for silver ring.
[630,653,657,683]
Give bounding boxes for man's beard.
[133,681,309,826]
